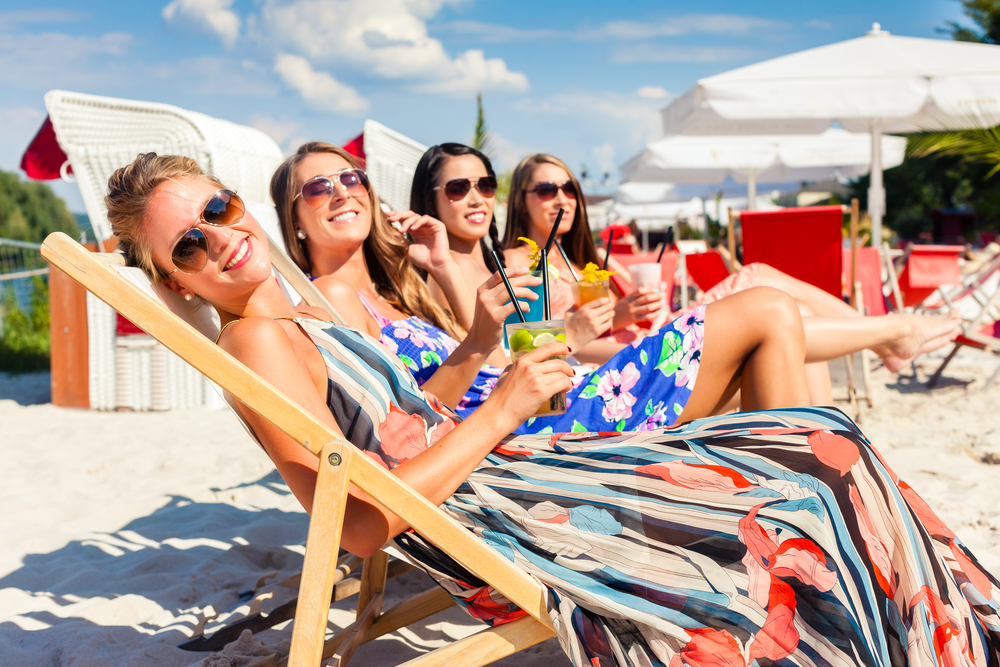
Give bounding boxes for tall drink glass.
[503,269,544,350]
[504,319,567,416]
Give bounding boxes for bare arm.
[220,317,572,557]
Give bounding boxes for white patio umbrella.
[661,23,1000,242]
[620,128,906,209]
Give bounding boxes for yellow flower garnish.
[580,262,615,285]
[518,237,540,270]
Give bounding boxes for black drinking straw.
[544,208,564,253]
[602,229,615,271]
[541,248,551,320]
[492,250,526,322]
[656,234,669,263]
[556,241,580,281]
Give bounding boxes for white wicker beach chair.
[362,119,427,212]
[44,90,285,410]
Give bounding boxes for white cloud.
[591,143,616,177]
[0,32,133,88]
[0,10,89,28]
[612,44,762,64]
[433,20,559,43]
[637,86,669,100]
[249,114,299,148]
[807,19,833,29]
[514,91,662,147]
[593,15,785,40]
[162,0,241,48]
[250,0,528,96]
[274,53,369,113]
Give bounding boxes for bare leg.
[756,264,861,318]
[678,287,809,422]
[802,315,960,369]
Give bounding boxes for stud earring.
[296,228,307,240]
[184,293,193,302]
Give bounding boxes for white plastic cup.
[630,263,662,291]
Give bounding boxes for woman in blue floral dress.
[275,142,710,433]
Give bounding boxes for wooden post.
[849,198,859,309]
[727,207,737,274]
[48,243,96,408]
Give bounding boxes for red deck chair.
[685,250,731,293]
[741,205,843,298]
[890,245,964,310]
[842,247,888,316]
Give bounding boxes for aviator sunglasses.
[295,168,369,209]
[168,189,246,275]
[434,176,498,201]
[528,180,577,202]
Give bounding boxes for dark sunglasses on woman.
[168,189,246,275]
[435,176,498,201]
[529,180,577,201]
[296,168,370,209]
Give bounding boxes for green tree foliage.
[0,276,50,373]
[941,0,1000,43]
[0,169,79,242]
[471,92,494,157]
[849,149,1000,239]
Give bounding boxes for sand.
[0,345,998,666]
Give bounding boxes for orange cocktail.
[571,279,610,307]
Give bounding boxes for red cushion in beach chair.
[842,247,888,316]
[686,250,731,293]
[741,205,843,298]
[892,245,963,309]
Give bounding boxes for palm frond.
[908,125,1000,179]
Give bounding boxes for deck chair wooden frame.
[42,232,557,666]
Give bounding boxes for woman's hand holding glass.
[485,342,575,430]
[613,288,663,330]
[565,298,615,350]
[466,267,540,355]
[386,210,453,273]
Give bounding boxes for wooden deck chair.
[42,232,558,667]
[887,244,965,311]
[926,251,1000,389]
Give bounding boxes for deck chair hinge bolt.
[328,452,342,466]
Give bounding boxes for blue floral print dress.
[355,294,705,433]
[285,315,1000,667]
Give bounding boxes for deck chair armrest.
[41,231,555,634]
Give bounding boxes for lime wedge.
[509,328,534,352]
[533,333,557,347]
[555,333,566,343]
[547,264,560,281]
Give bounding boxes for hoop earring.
[184,293,193,302]
[296,228,307,240]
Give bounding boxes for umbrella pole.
[747,171,757,210]
[868,122,885,247]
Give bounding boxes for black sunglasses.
[296,169,370,209]
[529,181,577,202]
[435,176,498,201]
[168,189,246,275]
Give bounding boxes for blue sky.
[0,0,969,212]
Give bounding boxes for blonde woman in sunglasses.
[107,152,1000,667]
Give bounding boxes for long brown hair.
[502,153,602,272]
[271,141,464,339]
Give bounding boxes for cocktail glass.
[571,279,610,307]
[505,319,567,416]
[503,269,544,350]
[629,262,667,316]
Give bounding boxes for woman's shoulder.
[312,275,359,300]
[217,316,296,355]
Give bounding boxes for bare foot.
[877,311,962,372]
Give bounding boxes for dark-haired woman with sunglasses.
[406,143,615,358]
[107,151,1000,667]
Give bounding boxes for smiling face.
[524,162,576,241]
[293,152,373,261]
[144,177,273,305]
[433,153,495,243]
